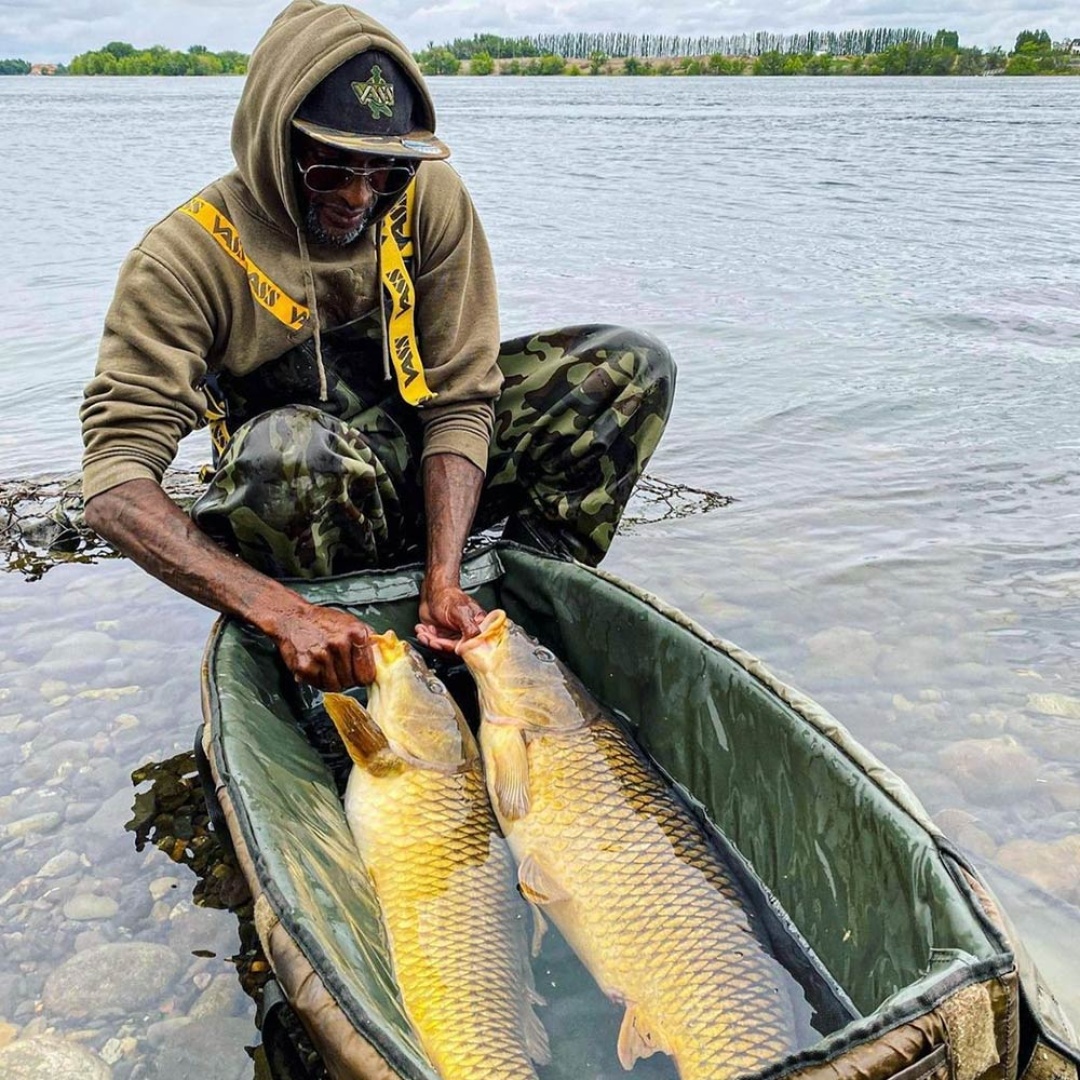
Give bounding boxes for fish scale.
[345,746,545,1080]
[514,718,797,1078]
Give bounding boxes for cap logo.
[352,66,394,120]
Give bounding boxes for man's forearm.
[84,478,376,687]
[84,478,305,632]
[422,452,484,587]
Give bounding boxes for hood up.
[232,0,441,234]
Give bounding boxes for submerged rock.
[145,1016,254,1080]
[0,1036,112,1080]
[1028,694,1080,721]
[42,942,181,1020]
[996,835,1080,905]
[937,736,1039,806]
[61,894,119,922]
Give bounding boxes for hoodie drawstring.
[295,226,328,403]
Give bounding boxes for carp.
[458,611,800,1080]
[322,630,549,1080]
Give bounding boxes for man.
[81,0,673,690]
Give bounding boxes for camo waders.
[190,322,674,578]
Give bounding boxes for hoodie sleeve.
[413,162,502,473]
[80,246,213,501]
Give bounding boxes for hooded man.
[81,0,674,689]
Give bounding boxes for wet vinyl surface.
[1,74,1079,1076]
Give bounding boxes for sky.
[1,0,1077,64]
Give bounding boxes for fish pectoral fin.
[517,854,569,906]
[528,901,549,957]
[617,1003,671,1070]
[485,723,531,821]
[322,693,392,770]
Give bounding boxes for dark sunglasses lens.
[371,167,415,194]
[304,165,352,192]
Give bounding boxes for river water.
[1,74,1078,1076]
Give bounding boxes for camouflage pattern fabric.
[191,323,674,578]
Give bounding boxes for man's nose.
[339,173,377,209]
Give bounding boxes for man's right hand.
[267,603,376,690]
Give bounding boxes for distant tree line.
[5,27,1076,78]
[430,28,945,61]
[66,41,247,75]
[416,28,1079,77]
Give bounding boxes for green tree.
[707,53,746,75]
[188,44,208,55]
[102,41,135,59]
[469,50,494,75]
[535,53,566,75]
[416,47,460,75]
[1013,30,1052,53]
[588,49,608,74]
[0,58,30,74]
[752,51,785,75]
[954,47,985,75]
[804,52,833,75]
[933,29,960,49]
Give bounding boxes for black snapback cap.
[292,50,449,161]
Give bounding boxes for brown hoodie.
[80,0,501,501]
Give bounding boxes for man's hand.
[417,578,486,652]
[268,604,377,689]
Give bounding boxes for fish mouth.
[370,629,408,674]
[456,610,509,667]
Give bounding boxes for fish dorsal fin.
[323,693,399,774]
[484,723,531,821]
[517,853,570,906]
[617,1003,671,1069]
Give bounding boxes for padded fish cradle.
[200,543,1080,1080]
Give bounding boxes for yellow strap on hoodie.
[379,182,437,405]
[181,189,434,407]
[180,198,310,331]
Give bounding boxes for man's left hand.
[417,579,486,652]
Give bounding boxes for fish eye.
[533,647,556,663]
[425,678,447,695]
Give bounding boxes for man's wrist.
[423,564,462,593]
[246,582,313,640]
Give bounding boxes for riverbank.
[444,52,1080,76]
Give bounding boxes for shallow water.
[1,74,1079,1075]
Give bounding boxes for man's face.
[294,134,411,248]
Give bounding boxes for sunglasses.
[296,160,416,196]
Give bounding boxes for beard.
[303,202,370,248]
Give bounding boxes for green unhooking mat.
[200,543,1080,1080]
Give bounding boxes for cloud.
[1,0,1077,61]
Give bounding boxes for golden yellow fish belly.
[346,763,544,1080]
[488,717,797,1080]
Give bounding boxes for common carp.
[322,630,549,1080]
[458,611,800,1080]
